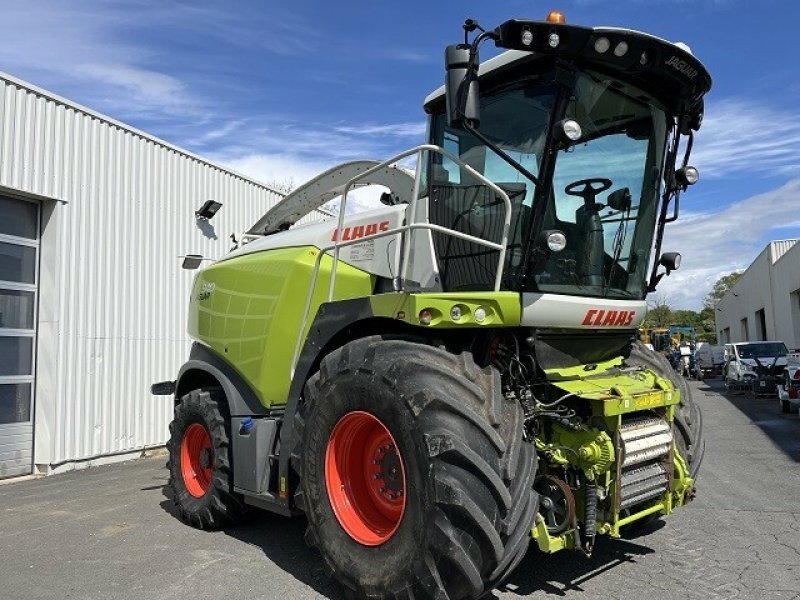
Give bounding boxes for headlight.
[521,30,533,46]
[675,166,700,186]
[546,231,567,252]
[594,37,610,53]
[555,119,583,142]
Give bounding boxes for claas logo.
[582,309,636,327]
[331,221,390,242]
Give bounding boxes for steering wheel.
[564,178,613,198]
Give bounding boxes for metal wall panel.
[714,240,800,351]
[0,73,327,468]
[0,423,33,477]
[770,239,798,264]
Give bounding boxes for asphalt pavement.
[1,378,799,600]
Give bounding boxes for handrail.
[290,144,513,375]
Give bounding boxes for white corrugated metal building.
[0,72,317,479]
[715,240,800,351]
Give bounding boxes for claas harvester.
[154,11,709,599]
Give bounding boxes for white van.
[694,344,725,379]
[724,341,789,393]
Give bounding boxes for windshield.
[535,71,668,299]
[427,78,556,291]
[737,343,788,359]
[428,68,669,297]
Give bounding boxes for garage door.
[0,195,38,479]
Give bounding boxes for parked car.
[777,354,800,413]
[694,344,725,380]
[724,341,789,395]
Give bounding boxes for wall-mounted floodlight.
[182,254,207,270]
[195,200,222,220]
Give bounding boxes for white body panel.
[521,293,646,329]
[228,206,407,280]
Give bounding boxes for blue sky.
[1,0,798,308]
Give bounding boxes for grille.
[619,416,672,510]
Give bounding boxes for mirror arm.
[647,272,665,293]
[455,30,497,124]
[681,131,694,170]
[664,192,681,224]
[648,119,682,292]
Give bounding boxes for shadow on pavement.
[159,487,344,599]
[699,377,800,463]
[496,520,659,597]
[159,482,661,599]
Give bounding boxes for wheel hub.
[199,447,213,470]
[374,444,403,499]
[325,411,407,546]
[180,423,214,498]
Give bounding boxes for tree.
[703,271,743,310]
[697,307,717,343]
[268,178,295,195]
[643,294,673,327]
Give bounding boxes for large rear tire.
[167,388,246,528]
[626,341,705,479]
[293,337,538,600]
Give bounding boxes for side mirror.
[445,44,480,128]
[659,252,682,274]
[607,187,631,212]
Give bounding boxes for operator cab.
[423,13,711,304]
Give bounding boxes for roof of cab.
[423,26,699,110]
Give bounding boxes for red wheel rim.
[325,411,407,546]
[181,423,214,498]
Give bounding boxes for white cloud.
[218,153,331,190]
[392,51,437,64]
[773,219,800,230]
[73,63,207,118]
[693,98,800,178]
[334,122,427,137]
[657,177,800,309]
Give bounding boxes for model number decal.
[331,221,389,242]
[196,282,215,301]
[581,309,636,327]
[665,56,698,80]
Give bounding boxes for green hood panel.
[369,291,521,328]
[188,246,374,407]
[545,358,679,416]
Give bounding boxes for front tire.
[167,388,246,528]
[626,341,705,479]
[293,337,538,600]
